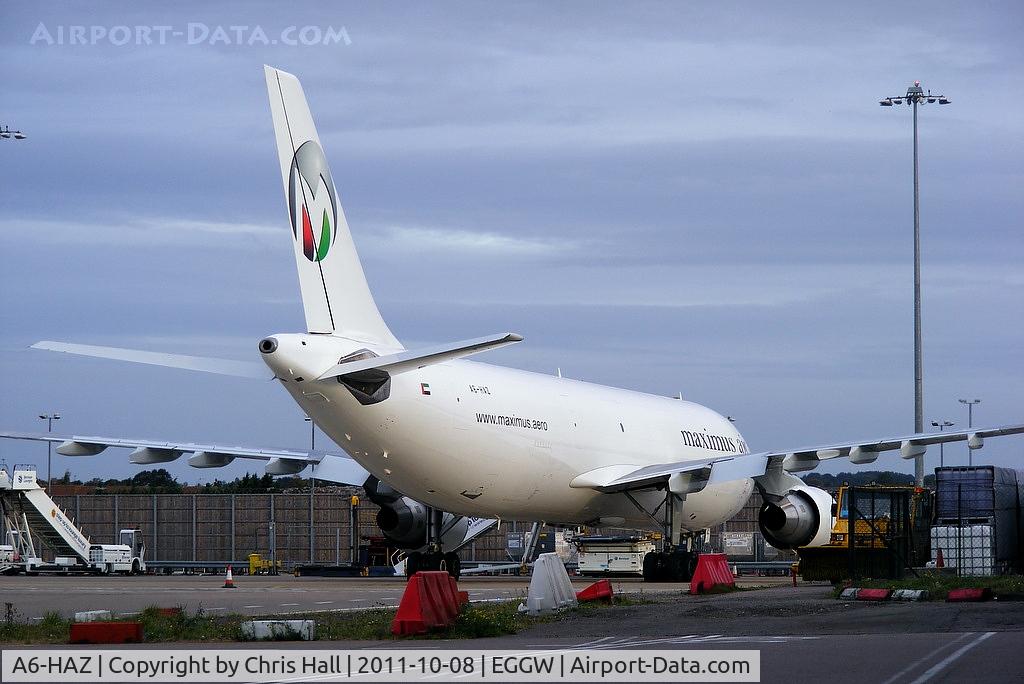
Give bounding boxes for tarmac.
[2,574,1023,683]
[0,573,784,620]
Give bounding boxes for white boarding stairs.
[0,465,91,563]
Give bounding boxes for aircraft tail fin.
[264,65,401,349]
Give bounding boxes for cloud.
[0,216,282,248]
[364,225,581,257]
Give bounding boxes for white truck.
[0,544,18,574]
[572,535,656,576]
[88,529,146,575]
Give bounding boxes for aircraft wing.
[0,431,369,484]
[570,423,1024,495]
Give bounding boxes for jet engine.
[757,485,833,549]
[363,476,428,547]
[362,476,475,550]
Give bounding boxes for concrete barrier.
[576,579,614,603]
[73,610,112,622]
[947,588,992,602]
[689,553,736,594]
[241,620,315,641]
[838,588,860,600]
[69,622,143,644]
[391,571,466,636]
[893,589,929,601]
[518,552,577,616]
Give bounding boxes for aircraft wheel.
[425,551,444,572]
[664,553,684,582]
[442,552,461,580]
[642,552,664,582]
[405,552,422,580]
[683,552,699,582]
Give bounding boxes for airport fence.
[44,490,525,566]
[33,490,775,568]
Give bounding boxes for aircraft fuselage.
[263,332,754,531]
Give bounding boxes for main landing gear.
[624,488,698,582]
[405,550,461,580]
[405,507,462,580]
[642,545,698,582]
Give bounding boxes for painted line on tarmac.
[524,636,617,649]
[242,605,262,609]
[314,601,334,605]
[279,603,299,607]
[907,632,995,684]
[879,632,973,684]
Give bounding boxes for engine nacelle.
[758,485,833,549]
[363,476,473,550]
[376,497,428,546]
[363,476,428,547]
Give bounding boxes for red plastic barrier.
[947,588,992,602]
[689,553,736,594]
[576,579,614,602]
[856,588,892,601]
[391,571,465,636]
[69,622,144,644]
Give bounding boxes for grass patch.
[0,597,638,644]
[0,612,70,644]
[138,606,241,641]
[831,574,1024,600]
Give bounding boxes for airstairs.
[0,464,92,564]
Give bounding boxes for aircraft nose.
[258,337,279,354]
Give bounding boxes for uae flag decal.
[420,383,431,395]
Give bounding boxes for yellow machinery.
[248,552,282,575]
[799,484,932,582]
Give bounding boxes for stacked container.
[931,466,1024,576]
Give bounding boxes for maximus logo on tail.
[288,140,338,262]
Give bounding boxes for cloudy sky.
[1,2,1021,484]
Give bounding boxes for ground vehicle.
[574,535,656,576]
[88,528,146,575]
[799,484,932,582]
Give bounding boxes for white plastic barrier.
[241,620,315,641]
[518,552,577,616]
[73,610,112,622]
[892,589,929,601]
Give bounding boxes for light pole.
[1,125,27,140]
[304,416,316,493]
[880,81,951,486]
[958,399,981,465]
[37,413,61,493]
[930,420,954,468]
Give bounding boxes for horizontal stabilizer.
[317,332,523,380]
[32,341,271,379]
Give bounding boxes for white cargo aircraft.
[4,67,1023,580]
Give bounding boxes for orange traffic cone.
[935,548,944,569]
[223,564,236,588]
